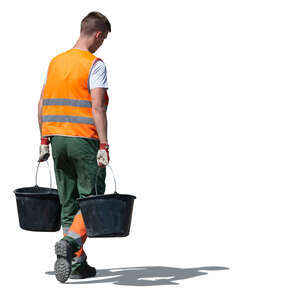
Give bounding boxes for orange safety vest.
[41,48,109,140]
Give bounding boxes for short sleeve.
[89,60,108,90]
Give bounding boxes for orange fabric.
[42,105,93,118]
[42,122,99,139]
[63,228,86,258]
[68,213,87,258]
[69,213,86,237]
[74,235,87,258]
[42,48,109,139]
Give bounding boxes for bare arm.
[91,87,108,144]
[38,84,45,137]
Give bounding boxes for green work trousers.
[50,136,106,268]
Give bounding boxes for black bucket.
[13,162,61,232]
[78,165,136,237]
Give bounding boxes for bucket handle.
[95,164,117,195]
[35,161,52,190]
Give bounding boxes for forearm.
[38,99,43,137]
[92,108,108,144]
[38,85,45,137]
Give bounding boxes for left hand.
[38,137,50,162]
[97,143,110,167]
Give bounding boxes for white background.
[1,0,299,298]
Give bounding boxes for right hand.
[97,143,110,167]
[38,137,50,162]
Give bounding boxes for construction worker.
[37,11,111,283]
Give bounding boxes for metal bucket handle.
[95,164,117,195]
[35,161,52,190]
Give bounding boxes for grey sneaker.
[54,239,75,283]
[69,261,96,279]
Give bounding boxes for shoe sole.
[54,240,73,283]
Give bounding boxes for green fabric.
[50,136,106,228]
[62,236,81,253]
[70,262,83,274]
[50,136,106,271]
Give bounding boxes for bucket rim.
[77,192,136,202]
[13,186,58,196]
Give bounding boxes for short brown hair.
[80,11,111,36]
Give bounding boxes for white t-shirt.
[44,59,108,90]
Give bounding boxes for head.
[80,11,111,53]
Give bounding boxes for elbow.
[38,100,43,112]
[38,96,44,107]
[92,106,107,114]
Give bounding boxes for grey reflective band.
[42,115,94,125]
[67,230,83,247]
[76,210,82,216]
[43,98,92,108]
[63,226,70,235]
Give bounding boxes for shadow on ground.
[46,265,229,286]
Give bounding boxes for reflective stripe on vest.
[41,48,108,139]
[42,115,94,125]
[43,98,92,108]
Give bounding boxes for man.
[37,11,111,283]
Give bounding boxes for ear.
[95,31,103,39]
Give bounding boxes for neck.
[73,37,91,52]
